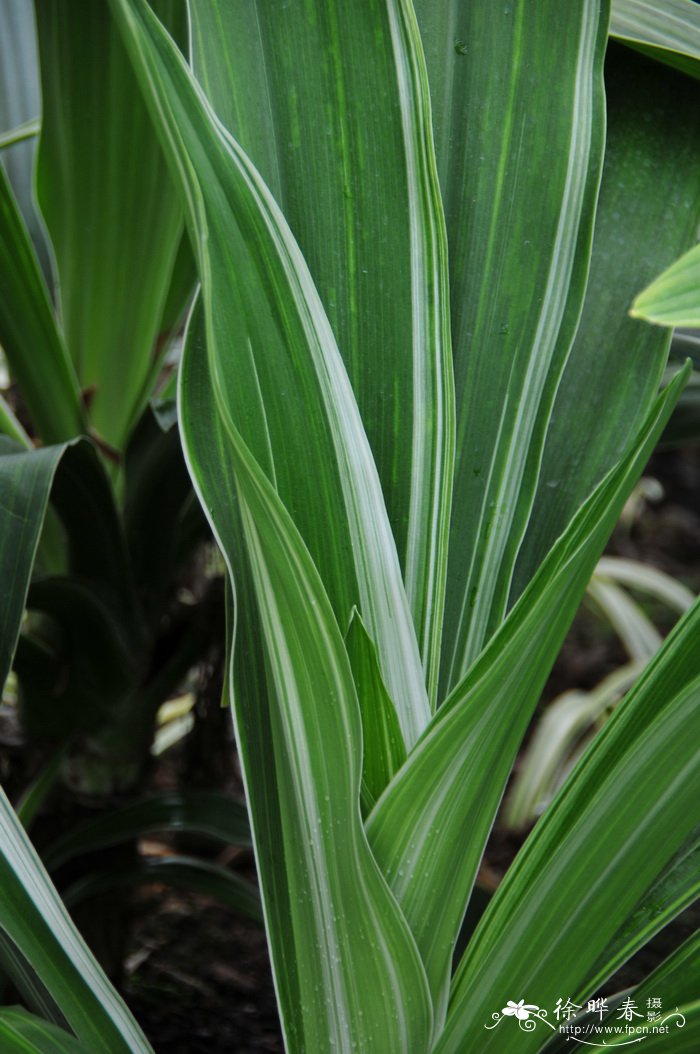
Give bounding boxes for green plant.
[506,556,696,829]
[1,1,700,1052]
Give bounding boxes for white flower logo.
[502,999,539,1021]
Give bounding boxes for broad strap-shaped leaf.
[0,164,84,443]
[34,0,186,448]
[365,371,687,1024]
[0,786,152,1054]
[513,45,700,595]
[43,791,250,870]
[188,0,454,704]
[0,1009,92,1054]
[108,0,430,746]
[179,306,433,1054]
[632,242,700,327]
[438,597,700,1054]
[611,0,700,79]
[415,0,608,690]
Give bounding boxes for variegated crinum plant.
[0,0,700,1052]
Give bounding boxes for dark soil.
[125,890,282,1054]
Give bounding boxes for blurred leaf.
[0,439,68,687]
[0,164,85,443]
[505,661,643,830]
[0,1,49,274]
[0,392,31,447]
[47,443,136,628]
[15,577,137,741]
[123,403,195,611]
[611,0,700,78]
[0,787,152,1053]
[43,791,251,871]
[62,856,261,923]
[34,0,186,448]
[632,241,700,327]
[0,119,40,150]
[662,371,700,446]
[0,1008,92,1054]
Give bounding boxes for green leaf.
[15,747,67,833]
[439,596,700,1053]
[0,2,50,275]
[34,0,186,448]
[584,833,700,995]
[188,0,454,705]
[415,0,608,689]
[365,371,686,1024]
[0,787,152,1054]
[0,439,68,687]
[61,856,262,924]
[0,1008,91,1054]
[0,392,31,447]
[43,791,251,871]
[0,119,40,151]
[607,1002,700,1050]
[513,45,700,595]
[0,164,85,443]
[46,443,137,629]
[632,241,700,327]
[611,0,700,79]
[108,0,430,747]
[0,439,150,1049]
[631,929,700,1012]
[345,610,406,815]
[123,404,195,608]
[179,303,433,1053]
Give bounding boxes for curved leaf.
[0,439,68,686]
[188,0,454,705]
[0,1009,91,1054]
[439,598,700,1053]
[178,304,433,1053]
[35,0,186,447]
[43,791,251,871]
[366,372,686,1024]
[0,164,84,443]
[61,856,261,923]
[108,0,430,746]
[632,241,700,327]
[0,787,152,1054]
[611,0,700,79]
